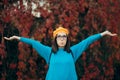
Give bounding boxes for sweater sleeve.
[70,33,102,62]
[20,37,51,64]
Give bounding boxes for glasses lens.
[57,35,67,39]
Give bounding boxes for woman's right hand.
[4,36,20,40]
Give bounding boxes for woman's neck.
[58,46,64,49]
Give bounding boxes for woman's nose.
[60,38,64,41]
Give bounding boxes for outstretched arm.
[70,30,117,62]
[4,36,51,64]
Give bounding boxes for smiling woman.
[4,25,117,80]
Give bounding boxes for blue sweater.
[20,34,102,80]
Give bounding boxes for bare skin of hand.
[4,36,20,40]
[101,30,117,36]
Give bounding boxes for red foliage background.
[0,0,120,80]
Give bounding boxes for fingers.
[4,37,12,40]
[111,33,117,36]
[109,32,117,36]
[4,37,9,40]
[107,31,117,36]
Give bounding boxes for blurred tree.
[3,23,19,80]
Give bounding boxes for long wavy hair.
[51,35,71,53]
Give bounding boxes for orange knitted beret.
[53,27,69,38]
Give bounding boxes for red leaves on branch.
[9,63,17,69]
[45,18,54,28]
[78,0,88,13]
[81,63,100,79]
[16,71,22,78]
[0,44,6,58]
[39,7,50,18]
[28,57,36,67]
[71,26,79,36]
[115,53,120,61]
[18,61,26,71]
[104,64,114,79]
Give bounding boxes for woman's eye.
[57,35,66,38]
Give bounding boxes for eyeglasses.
[56,35,67,40]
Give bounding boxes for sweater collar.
[58,48,64,51]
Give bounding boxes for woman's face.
[56,32,67,48]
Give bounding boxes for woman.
[4,26,117,80]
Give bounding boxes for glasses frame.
[56,35,67,40]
